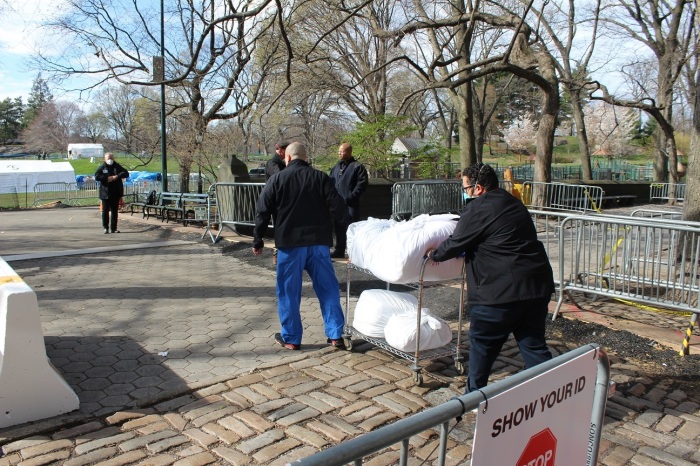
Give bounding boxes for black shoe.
[103,229,109,234]
[327,338,346,349]
[274,333,300,350]
[330,250,345,259]
[111,229,120,233]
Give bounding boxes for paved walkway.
[0,205,698,465]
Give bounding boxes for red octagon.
[517,428,557,466]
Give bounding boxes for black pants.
[466,297,552,392]
[334,205,359,253]
[102,198,120,231]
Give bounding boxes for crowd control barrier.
[650,182,685,203]
[630,208,683,220]
[552,214,700,352]
[31,181,160,207]
[295,344,611,466]
[206,182,270,243]
[522,181,604,213]
[391,180,515,220]
[0,257,79,428]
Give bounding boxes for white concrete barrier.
[0,258,79,428]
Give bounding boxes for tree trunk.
[684,71,700,222]
[570,89,592,180]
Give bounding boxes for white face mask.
[106,159,114,166]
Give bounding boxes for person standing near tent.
[95,153,129,234]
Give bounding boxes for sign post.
[471,347,598,465]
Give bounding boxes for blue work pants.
[276,245,345,345]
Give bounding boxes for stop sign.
[517,428,557,466]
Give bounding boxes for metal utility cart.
[342,257,467,386]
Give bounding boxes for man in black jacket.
[253,142,351,351]
[428,163,553,392]
[329,143,368,258]
[94,153,129,234]
[265,141,288,181]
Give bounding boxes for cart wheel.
[343,337,353,351]
[455,360,465,375]
[413,372,423,386]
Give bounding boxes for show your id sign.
[471,347,599,466]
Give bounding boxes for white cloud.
[0,1,71,100]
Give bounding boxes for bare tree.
[23,100,84,154]
[35,0,287,192]
[294,0,401,121]
[684,4,700,222]
[374,1,560,193]
[600,0,695,183]
[531,0,603,180]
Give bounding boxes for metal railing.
[30,182,73,206]
[294,344,611,466]
[206,182,270,243]
[631,208,683,220]
[522,181,604,213]
[30,181,161,207]
[649,183,686,202]
[391,180,515,220]
[553,215,700,321]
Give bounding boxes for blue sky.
[0,1,70,102]
[0,1,636,105]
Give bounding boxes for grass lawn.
[66,153,170,175]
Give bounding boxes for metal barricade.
[295,344,611,466]
[649,183,686,202]
[410,181,464,218]
[68,180,99,204]
[523,181,604,213]
[207,182,269,243]
[528,209,576,290]
[31,182,73,206]
[553,214,700,319]
[391,181,414,220]
[202,184,219,242]
[631,208,683,220]
[391,180,516,220]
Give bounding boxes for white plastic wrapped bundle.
[352,289,418,337]
[363,214,464,283]
[384,311,453,352]
[347,218,398,268]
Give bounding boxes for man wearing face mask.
[95,152,129,234]
[427,162,554,393]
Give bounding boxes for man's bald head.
[285,142,307,161]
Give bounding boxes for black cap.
[275,141,289,150]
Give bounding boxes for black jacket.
[265,156,285,181]
[432,188,554,305]
[329,157,368,208]
[95,161,129,200]
[254,159,351,249]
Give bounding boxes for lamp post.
[159,0,168,192]
[195,132,203,194]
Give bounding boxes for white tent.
[67,144,103,160]
[0,161,76,194]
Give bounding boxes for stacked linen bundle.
[347,214,463,284]
[352,289,453,352]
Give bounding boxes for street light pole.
[160,0,168,192]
